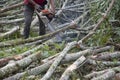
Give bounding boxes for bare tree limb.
[59,56,86,80]
[0,2,23,13]
[0,26,19,39]
[78,0,115,44]
[41,41,77,80]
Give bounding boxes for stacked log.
[0,0,119,80]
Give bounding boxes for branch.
[91,69,115,80]
[0,2,23,13]
[59,56,86,80]
[78,0,115,44]
[0,26,19,39]
[41,41,77,80]
[0,22,76,48]
[4,46,111,80]
[0,51,42,79]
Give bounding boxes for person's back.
[24,0,46,6]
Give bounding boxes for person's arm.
[49,0,55,14]
[28,0,42,10]
[28,0,37,5]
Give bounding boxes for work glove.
[35,4,42,12]
[41,9,55,21]
[47,13,55,21]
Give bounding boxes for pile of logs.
[0,0,120,80]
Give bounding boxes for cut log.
[0,18,24,24]
[91,69,115,80]
[0,21,76,48]
[0,26,20,39]
[4,46,111,80]
[59,56,86,80]
[0,51,42,79]
[0,2,23,13]
[91,52,120,61]
[41,41,78,80]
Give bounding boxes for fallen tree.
[0,0,120,80]
[0,26,19,39]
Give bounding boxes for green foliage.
[0,31,20,42]
[39,42,65,58]
[20,73,29,80]
[109,46,115,52]
[112,27,120,42]
[30,29,39,37]
[0,46,33,58]
[110,0,120,43]
[112,0,120,18]
[86,0,120,46]
[114,28,120,36]
[87,21,112,46]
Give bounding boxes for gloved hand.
[41,9,55,21]
[47,13,55,21]
[35,4,42,12]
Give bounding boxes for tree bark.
[0,2,23,13]
[59,56,86,80]
[0,51,42,79]
[0,26,19,39]
[41,41,77,80]
[4,46,111,80]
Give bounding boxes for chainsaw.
[35,9,62,41]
